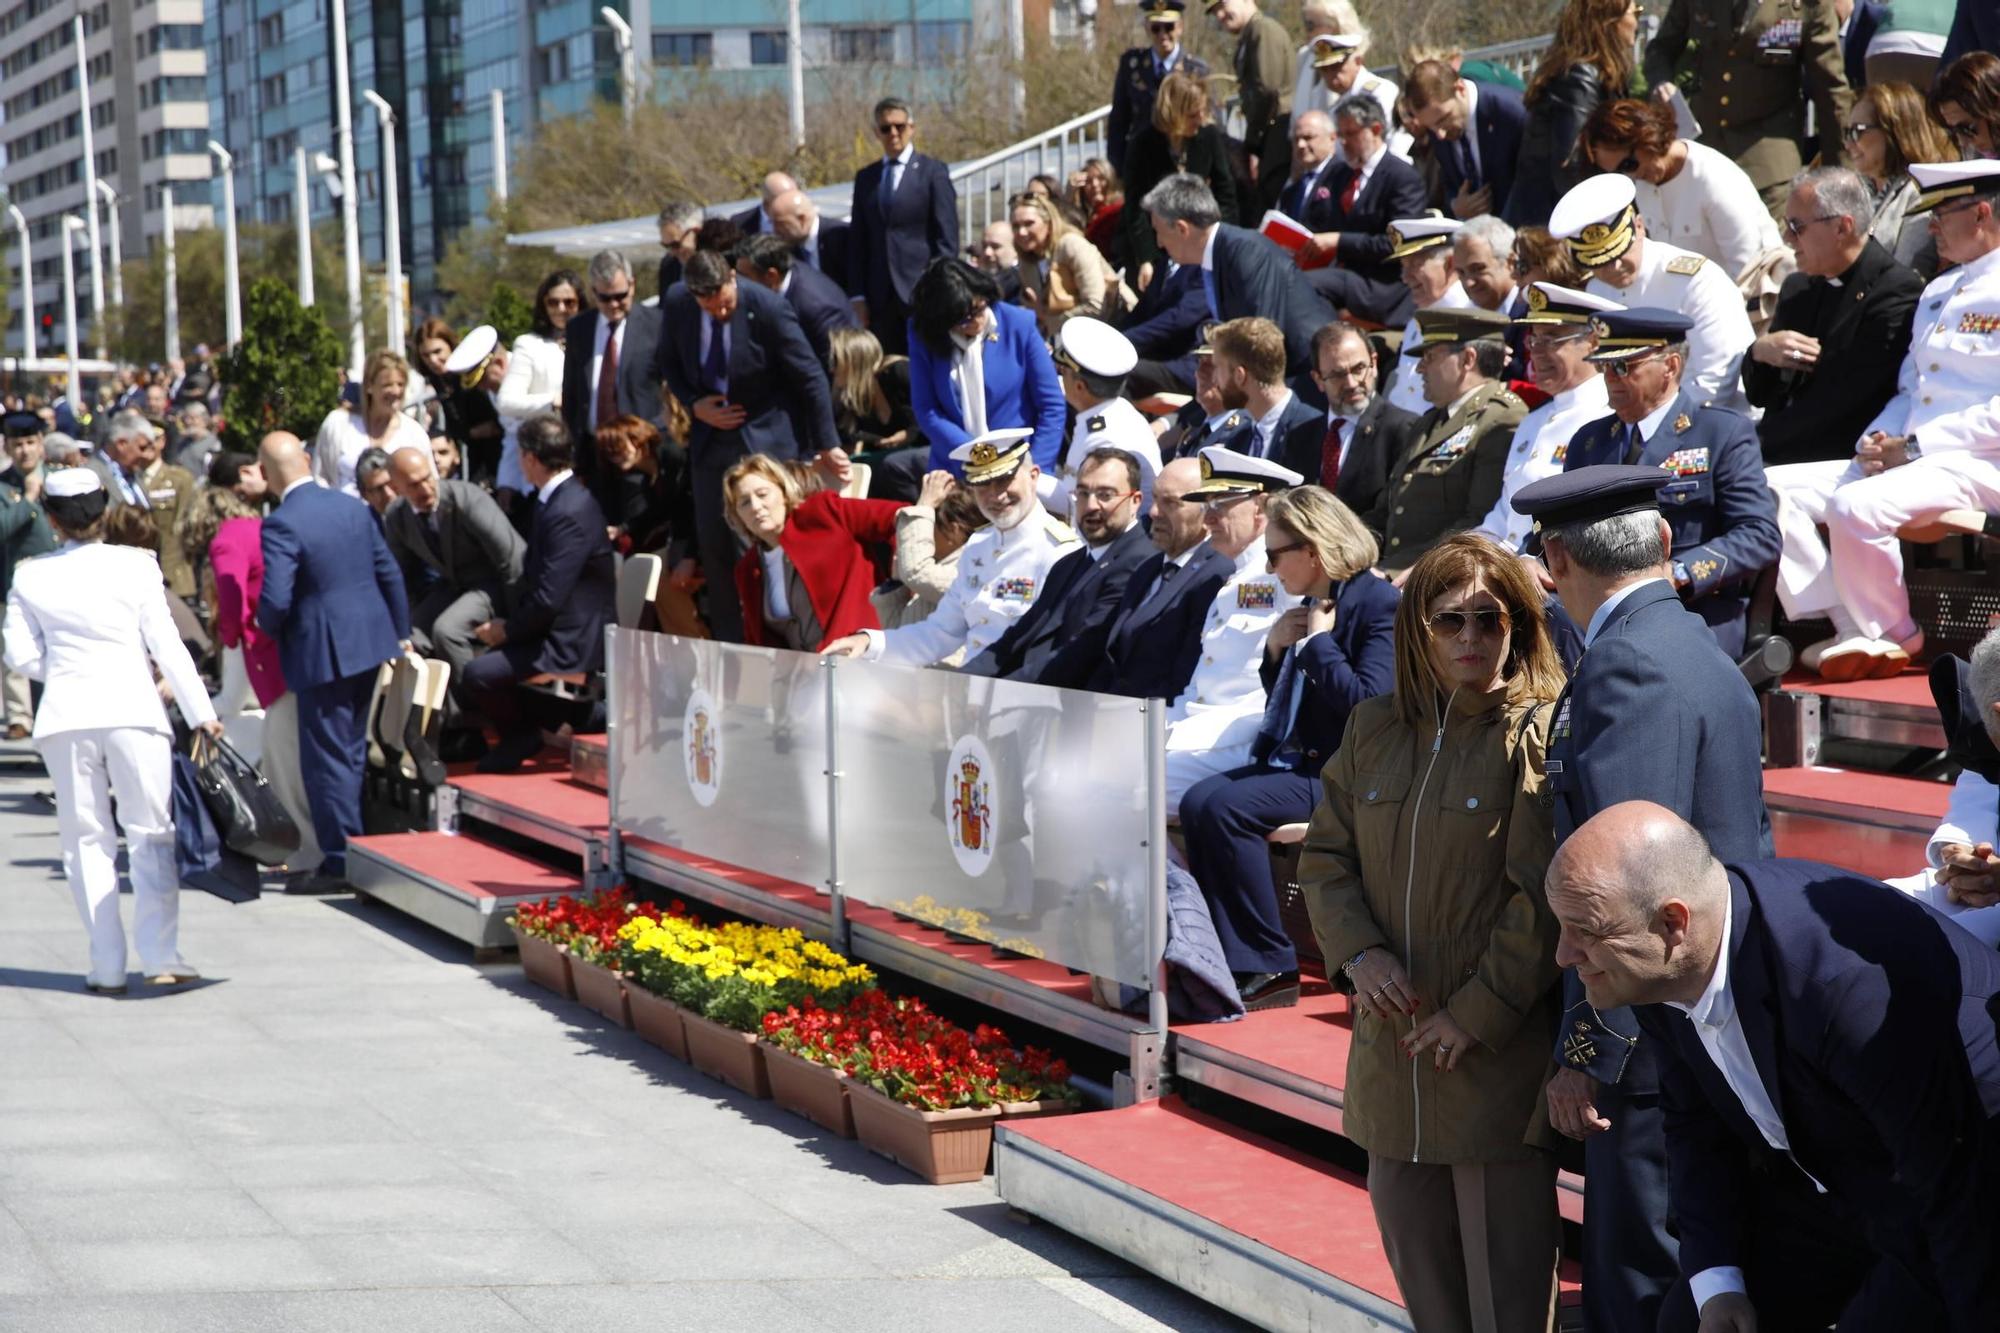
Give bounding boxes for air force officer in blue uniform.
[1549,803,2000,1333]
[1512,464,1772,1333]
[1560,308,1779,660]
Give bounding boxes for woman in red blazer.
[724,455,903,650]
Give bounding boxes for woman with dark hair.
[497,268,582,504]
[595,413,690,557]
[5,470,223,993]
[1506,0,1640,224]
[1845,81,1957,269]
[722,453,903,651]
[1508,225,1587,293]
[1068,158,1126,267]
[1932,51,2000,161]
[1582,97,1780,279]
[1121,70,1239,286]
[409,316,457,436]
[906,259,1067,481]
[1298,530,1565,1331]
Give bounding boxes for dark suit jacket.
[1251,571,1399,770]
[1118,260,1208,387]
[1334,395,1420,520]
[1107,46,1213,172]
[1435,80,1527,214]
[798,220,851,293]
[730,203,768,236]
[1308,153,1430,293]
[656,253,682,302]
[1742,239,1921,467]
[1123,125,1241,269]
[1941,0,1997,69]
[257,482,410,692]
[961,521,1155,686]
[657,279,839,470]
[561,303,665,508]
[847,151,959,309]
[1843,0,1885,93]
[1636,859,2000,1329]
[1092,541,1236,700]
[1207,224,1331,381]
[1217,393,1325,480]
[1505,62,1611,224]
[382,479,526,602]
[502,475,615,677]
[782,262,862,371]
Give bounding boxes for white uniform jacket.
[862,504,1079,667]
[1588,238,1754,414]
[1858,244,2000,458]
[1477,374,1612,549]
[1048,395,1163,520]
[1164,534,1286,752]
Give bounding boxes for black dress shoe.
[284,872,352,896]
[475,732,541,775]
[1236,970,1301,1012]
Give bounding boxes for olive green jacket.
[1644,0,1851,166]
[1234,13,1295,144]
[1371,381,1524,571]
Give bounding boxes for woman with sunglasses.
[1297,530,1565,1331]
[1179,486,1396,1012]
[1843,82,1956,272]
[1507,0,1641,225]
[496,268,583,506]
[1933,52,2000,163]
[1581,98,1781,281]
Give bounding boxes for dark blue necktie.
[1202,268,1219,320]
[703,316,728,394]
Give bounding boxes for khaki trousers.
[1368,1153,1560,1333]
[261,692,323,874]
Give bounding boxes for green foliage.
[485,283,535,345]
[215,279,344,453]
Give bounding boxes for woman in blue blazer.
[1179,485,1399,1010]
[906,259,1067,478]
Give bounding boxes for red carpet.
[348,831,579,899]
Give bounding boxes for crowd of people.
[3,0,2000,1326]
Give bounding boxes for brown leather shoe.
[6,724,28,741]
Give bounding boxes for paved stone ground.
[0,762,1251,1333]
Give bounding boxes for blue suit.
[1180,572,1399,974]
[1439,80,1527,218]
[1547,577,1772,1333]
[782,261,861,372]
[258,482,410,875]
[911,301,1068,478]
[1091,543,1235,701]
[1562,388,1780,658]
[1640,860,2000,1332]
[1206,224,1332,382]
[960,522,1154,687]
[847,150,959,355]
[1119,261,1209,394]
[1218,393,1327,481]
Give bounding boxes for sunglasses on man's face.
[876,119,912,136]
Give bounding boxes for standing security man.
[1511,465,1773,1333]
[0,412,55,740]
[1107,1,1209,175]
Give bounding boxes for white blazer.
[496,332,565,420]
[3,542,217,739]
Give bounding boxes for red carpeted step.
[448,768,610,835]
[1776,670,1932,706]
[569,733,608,791]
[347,832,580,900]
[1762,765,1949,826]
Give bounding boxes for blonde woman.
[313,348,428,496]
[828,327,919,456]
[1011,191,1133,337]
[1299,531,1565,1332]
[1121,70,1239,282]
[722,454,903,652]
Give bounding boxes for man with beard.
[1306,321,1418,518]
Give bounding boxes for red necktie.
[595,320,621,432]
[1341,168,1362,213]
[1320,418,1345,490]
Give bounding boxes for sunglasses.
[1265,540,1309,568]
[593,287,633,304]
[1614,153,1641,173]
[1841,122,1878,142]
[1427,609,1509,638]
[1782,213,1838,237]
[876,120,912,135]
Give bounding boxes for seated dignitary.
[734,233,861,374]
[1549,174,1755,414]
[1475,283,1616,549]
[1180,485,1397,1011]
[1380,213,1474,418]
[458,416,616,773]
[1741,167,1923,470]
[821,429,1079,666]
[1548,803,2000,1333]
[381,446,526,677]
[1090,455,1235,699]
[1276,110,1340,231]
[1161,446,1298,807]
[723,454,903,652]
[1765,161,2000,681]
[961,447,1155,685]
[1306,322,1417,515]
[1560,308,1779,659]
[353,448,397,518]
[1295,93,1429,329]
[907,260,1068,483]
[1368,308,1525,576]
[1207,318,1323,478]
[1160,338,1252,462]
[1116,252,1208,398]
[1046,319,1162,518]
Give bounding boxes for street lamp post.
[361,90,403,352]
[162,185,180,362]
[490,89,509,204]
[294,146,315,307]
[601,7,636,129]
[60,215,84,404]
[330,0,365,377]
[5,204,30,364]
[208,141,242,349]
[94,180,123,308]
[74,16,106,358]
[786,0,805,151]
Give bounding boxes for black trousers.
[1308,266,1416,328]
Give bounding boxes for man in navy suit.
[1208,317,1324,479]
[560,250,664,513]
[1119,258,1208,397]
[255,433,410,891]
[1307,322,1418,516]
[733,234,859,373]
[1297,94,1429,326]
[1550,803,2000,1333]
[1091,457,1234,698]
[1403,60,1527,222]
[1512,464,1773,1333]
[1562,308,1780,659]
[460,416,616,773]
[768,188,850,294]
[658,248,839,642]
[846,96,959,356]
[962,449,1156,685]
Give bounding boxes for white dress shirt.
[883,144,914,196]
[948,309,994,436]
[1586,238,1754,415]
[1583,576,1668,647]
[536,469,573,506]
[1385,282,1474,417]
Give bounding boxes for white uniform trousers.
[0,663,29,729]
[40,726,185,986]
[260,692,323,874]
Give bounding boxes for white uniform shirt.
[1859,243,2000,457]
[1630,142,1782,281]
[1588,239,1754,415]
[1477,373,1612,548]
[1048,396,1163,519]
[1164,534,1286,752]
[861,503,1078,666]
[1385,282,1474,418]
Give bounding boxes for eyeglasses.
[1073,487,1137,506]
[1932,197,1984,221]
[1426,608,1509,638]
[1265,540,1309,568]
[593,286,633,305]
[1523,328,1592,349]
[1614,153,1641,174]
[1840,123,1878,142]
[1601,352,1666,378]
[1313,357,1374,383]
[545,295,579,310]
[1781,213,1837,238]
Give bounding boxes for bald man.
[257,431,410,892]
[768,187,850,290]
[381,446,524,677]
[1549,802,2000,1333]
[732,170,799,237]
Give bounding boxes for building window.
[651,32,711,67]
[833,26,894,64]
[749,31,786,66]
[257,12,283,47]
[535,41,569,84]
[916,21,970,62]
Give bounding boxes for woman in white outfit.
[313,348,429,496]
[494,268,580,502]
[4,470,223,994]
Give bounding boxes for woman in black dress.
[828,327,926,503]
[1121,70,1239,292]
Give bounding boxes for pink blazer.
[210,516,287,708]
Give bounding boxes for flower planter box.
[998,1097,1080,1122]
[514,931,574,1000]
[626,985,688,1061]
[568,953,631,1028]
[846,1082,999,1184]
[683,1010,770,1099]
[759,1042,854,1138]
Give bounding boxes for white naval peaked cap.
[1055,317,1138,379]
[1385,212,1462,260]
[443,324,500,385]
[1909,159,2000,213]
[1515,281,1626,325]
[44,468,103,499]
[950,427,1036,484]
[1186,444,1303,499]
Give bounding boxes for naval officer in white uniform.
[4,469,223,994]
[1048,317,1162,519]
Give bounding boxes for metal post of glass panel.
[822,654,850,956]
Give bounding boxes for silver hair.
[354,447,393,482]
[1547,508,1667,577]
[1970,629,2000,747]
[1332,90,1389,132]
[106,409,153,445]
[1795,166,1873,229]
[42,433,80,464]
[587,249,633,290]
[1458,213,1517,259]
[1294,109,1335,137]
[1141,173,1222,230]
[656,199,702,230]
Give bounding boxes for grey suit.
[382,479,526,675]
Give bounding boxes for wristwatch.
[1339,949,1369,978]
[1672,560,1690,586]
[1904,434,1923,461]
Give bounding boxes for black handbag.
[171,749,262,902]
[189,730,302,867]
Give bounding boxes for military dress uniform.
[1643,0,1852,213]
[1211,1,1295,212]
[1105,2,1210,174]
[1047,318,1164,518]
